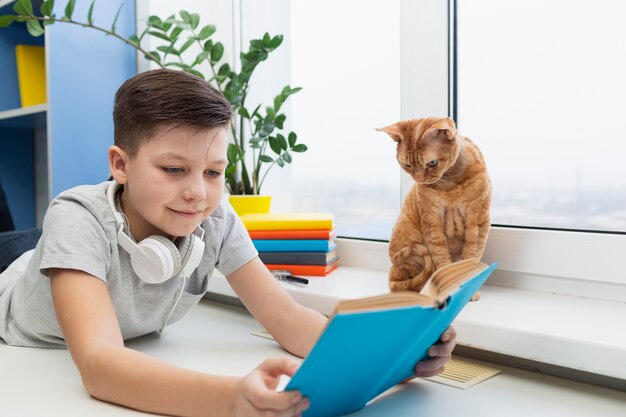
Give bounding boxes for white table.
[1,299,624,416]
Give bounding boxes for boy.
[0,69,456,417]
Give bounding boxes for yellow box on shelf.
[15,45,47,107]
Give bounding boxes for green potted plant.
[1,0,308,215]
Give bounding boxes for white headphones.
[106,180,205,284]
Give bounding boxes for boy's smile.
[110,124,229,242]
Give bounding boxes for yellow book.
[240,212,334,231]
[15,45,47,107]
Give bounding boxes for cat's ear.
[376,124,404,142]
[423,118,457,141]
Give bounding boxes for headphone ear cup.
[132,235,181,284]
[177,234,205,278]
[174,235,192,276]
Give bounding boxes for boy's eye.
[163,167,184,174]
[205,170,222,178]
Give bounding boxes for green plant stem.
[257,158,277,192]
[25,15,164,69]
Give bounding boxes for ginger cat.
[377,117,491,299]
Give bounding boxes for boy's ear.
[108,146,129,184]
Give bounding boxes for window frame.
[138,0,626,303]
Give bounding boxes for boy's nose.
[182,175,207,201]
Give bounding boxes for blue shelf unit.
[0,0,137,229]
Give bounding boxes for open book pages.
[333,259,489,314]
[419,259,489,304]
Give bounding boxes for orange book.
[265,262,338,277]
[249,229,336,240]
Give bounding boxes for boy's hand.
[413,326,457,378]
[234,358,310,417]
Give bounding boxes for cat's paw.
[470,290,481,302]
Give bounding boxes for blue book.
[285,260,498,417]
[252,239,336,252]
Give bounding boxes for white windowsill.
[206,263,626,382]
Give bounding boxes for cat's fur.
[377,117,491,298]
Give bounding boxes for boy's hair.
[113,69,233,157]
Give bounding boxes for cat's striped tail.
[388,243,434,292]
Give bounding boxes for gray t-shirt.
[0,181,257,348]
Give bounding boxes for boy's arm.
[226,257,328,357]
[50,268,307,417]
[227,258,457,379]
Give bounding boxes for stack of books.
[241,212,339,276]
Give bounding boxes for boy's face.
[114,125,229,241]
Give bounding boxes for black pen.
[271,270,309,285]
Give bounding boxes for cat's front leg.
[421,212,452,269]
[461,200,490,261]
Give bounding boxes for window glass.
[252,0,403,240]
[457,0,626,232]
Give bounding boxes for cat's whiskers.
[433,177,455,191]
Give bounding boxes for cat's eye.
[402,162,411,169]
[426,160,438,167]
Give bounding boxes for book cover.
[259,250,339,266]
[15,45,47,107]
[252,239,336,252]
[248,229,337,240]
[265,262,338,276]
[284,260,497,417]
[241,213,334,231]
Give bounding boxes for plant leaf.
[87,0,95,25]
[262,32,271,46]
[0,15,16,28]
[239,107,250,119]
[171,26,184,42]
[269,137,282,155]
[193,50,209,66]
[270,35,283,49]
[148,30,170,41]
[13,0,33,16]
[179,37,195,54]
[111,4,124,33]
[26,18,44,36]
[288,132,297,146]
[259,155,273,163]
[179,10,191,24]
[227,143,239,164]
[274,114,286,129]
[190,13,199,29]
[162,14,175,31]
[183,68,204,80]
[276,134,288,150]
[156,45,180,56]
[210,42,224,63]
[218,63,231,76]
[144,51,161,63]
[291,144,308,153]
[276,157,285,167]
[40,0,54,17]
[198,25,216,40]
[282,151,292,163]
[64,0,75,20]
[164,62,189,69]
[128,34,140,47]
